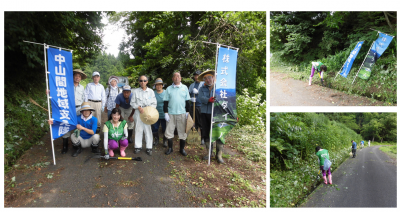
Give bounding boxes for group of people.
[48,69,226,164]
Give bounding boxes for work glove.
[121,136,127,141]
[190,97,196,102]
[165,113,170,122]
[101,106,105,112]
[192,88,199,94]
[208,97,215,103]
[186,112,189,119]
[104,154,110,160]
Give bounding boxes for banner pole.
[208,43,220,166]
[44,44,56,165]
[24,40,74,51]
[352,41,375,85]
[333,63,346,81]
[202,41,239,50]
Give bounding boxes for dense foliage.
[111,11,266,101]
[270,12,397,103]
[270,112,396,207]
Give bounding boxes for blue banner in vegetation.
[340,41,364,78]
[358,33,394,80]
[211,46,238,144]
[48,47,77,139]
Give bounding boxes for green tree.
[4,12,105,92]
[111,11,266,100]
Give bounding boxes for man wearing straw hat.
[84,71,106,133]
[163,71,191,156]
[46,69,86,154]
[152,78,167,147]
[198,70,225,163]
[188,70,205,145]
[115,85,135,144]
[130,75,157,155]
[48,102,100,157]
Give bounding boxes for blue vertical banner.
[358,33,394,80]
[47,47,77,139]
[211,46,238,144]
[340,41,364,78]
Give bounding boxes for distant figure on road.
[368,140,371,147]
[360,140,364,149]
[309,62,327,86]
[316,146,332,185]
[351,140,357,158]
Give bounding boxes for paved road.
[270,72,387,106]
[301,145,397,207]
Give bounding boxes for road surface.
[270,72,387,106]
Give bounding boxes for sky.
[101,15,126,57]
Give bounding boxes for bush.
[236,88,266,133]
[4,83,50,172]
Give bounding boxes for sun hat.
[140,106,159,125]
[185,113,194,134]
[152,78,166,86]
[198,69,215,81]
[78,102,95,113]
[123,85,131,91]
[108,75,119,85]
[92,71,100,77]
[73,69,87,80]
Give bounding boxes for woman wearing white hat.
[151,78,167,147]
[105,76,119,119]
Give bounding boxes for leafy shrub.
[4,83,50,172]
[236,88,266,133]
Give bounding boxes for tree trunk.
[380,137,383,143]
[384,12,394,31]
[372,136,375,142]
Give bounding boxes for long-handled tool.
[84,155,142,163]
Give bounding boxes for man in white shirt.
[84,71,106,133]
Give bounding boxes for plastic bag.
[323,157,332,170]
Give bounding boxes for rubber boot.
[72,144,82,157]
[120,146,127,157]
[309,76,312,86]
[163,136,167,147]
[321,78,324,87]
[61,138,69,154]
[328,175,332,185]
[91,144,101,154]
[153,132,159,146]
[128,129,134,143]
[109,149,114,157]
[179,139,187,156]
[216,141,225,164]
[203,140,214,160]
[165,139,173,155]
[146,148,152,156]
[322,176,327,184]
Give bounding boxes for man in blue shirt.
[115,85,135,143]
[48,102,100,157]
[351,140,357,158]
[163,72,191,156]
[188,70,205,145]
